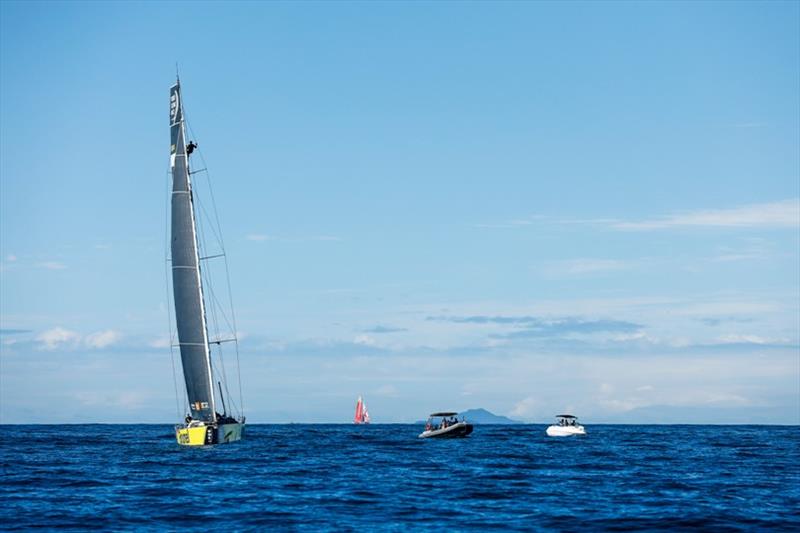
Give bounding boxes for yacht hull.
[176,422,245,446]
[419,422,474,439]
[546,425,586,437]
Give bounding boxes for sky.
[1,1,798,424]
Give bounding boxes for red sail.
[354,396,363,424]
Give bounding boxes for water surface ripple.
[1,424,798,530]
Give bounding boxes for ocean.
[1,424,798,531]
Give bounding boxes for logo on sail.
[170,84,182,157]
[169,87,181,125]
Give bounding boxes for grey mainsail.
[169,82,216,422]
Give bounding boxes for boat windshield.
[556,415,579,426]
[425,414,462,430]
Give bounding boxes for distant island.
[415,408,522,425]
[459,408,521,424]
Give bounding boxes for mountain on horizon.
[414,408,522,424]
[459,408,521,424]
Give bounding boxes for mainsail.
[354,396,370,424]
[170,81,216,422]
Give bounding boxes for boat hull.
[418,422,474,439]
[546,425,586,437]
[176,422,245,446]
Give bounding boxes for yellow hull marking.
[175,426,208,446]
[175,423,244,446]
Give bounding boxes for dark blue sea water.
[1,424,798,531]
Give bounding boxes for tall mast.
[170,80,217,422]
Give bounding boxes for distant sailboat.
[168,78,245,446]
[354,396,370,424]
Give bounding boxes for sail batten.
[170,82,216,422]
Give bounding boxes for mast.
[170,80,217,422]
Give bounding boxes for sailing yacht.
[354,396,370,424]
[168,79,245,446]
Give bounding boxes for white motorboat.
[418,412,473,438]
[546,414,586,437]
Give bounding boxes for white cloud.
[709,239,773,263]
[75,391,147,409]
[510,396,538,418]
[598,397,643,412]
[353,334,376,346]
[36,327,80,350]
[666,296,783,319]
[472,200,798,235]
[612,331,651,342]
[717,334,767,345]
[84,330,120,349]
[712,253,762,262]
[148,337,172,349]
[35,327,122,350]
[373,384,399,397]
[613,199,800,230]
[5,254,17,262]
[714,334,790,345]
[699,392,753,406]
[36,261,67,270]
[599,383,615,394]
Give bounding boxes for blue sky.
[1,1,798,424]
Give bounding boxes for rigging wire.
[191,178,225,251]
[194,186,233,416]
[210,357,241,417]
[193,177,225,414]
[184,106,245,418]
[194,158,246,416]
[194,229,238,418]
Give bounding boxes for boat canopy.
[429,412,458,417]
[556,414,578,419]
